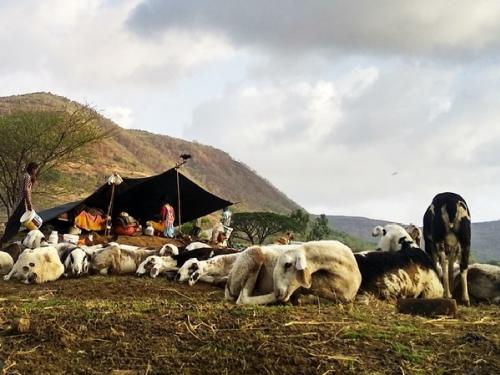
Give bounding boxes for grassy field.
[0,277,498,374]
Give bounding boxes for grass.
[0,277,499,374]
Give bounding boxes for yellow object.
[149,220,166,233]
[20,210,43,230]
[74,211,106,231]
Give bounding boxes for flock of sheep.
[0,192,499,306]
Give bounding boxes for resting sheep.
[225,241,361,305]
[273,241,361,303]
[175,253,240,286]
[372,224,414,251]
[405,224,423,248]
[58,245,91,277]
[355,238,443,301]
[90,243,178,275]
[453,263,500,304]
[0,251,14,276]
[4,246,64,284]
[22,229,47,249]
[136,247,239,278]
[135,255,178,278]
[423,192,471,305]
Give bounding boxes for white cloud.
[0,0,234,90]
[127,0,500,60]
[2,0,500,225]
[185,62,500,223]
[102,106,134,128]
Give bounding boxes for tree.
[0,106,109,216]
[231,212,302,245]
[289,208,309,234]
[307,214,332,241]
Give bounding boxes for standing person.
[0,162,38,247]
[161,201,176,238]
[221,207,232,227]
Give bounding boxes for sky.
[1,0,500,224]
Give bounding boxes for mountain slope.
[0,92,301,217]
[327,215,500,262]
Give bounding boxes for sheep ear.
[295,252,307,271]
[297,269,312,288]
[382,229,387,236]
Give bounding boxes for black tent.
[39,168,233,228]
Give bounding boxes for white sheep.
[453,263,500,304]
[0,251,14,276]
[185,241,211,251]
[372,224,415,251]
[4,246,64,284]
[226,241,361,305]
[22,229,47,249]
[225,244,298,305]
[176,253,240,286]
[136,255,178,278]
[273,241,362,303]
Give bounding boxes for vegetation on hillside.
[0,107,108,216]
[0,92,301,221]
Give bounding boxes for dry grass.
[0,277,498,374]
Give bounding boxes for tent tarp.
[39,168,233,227]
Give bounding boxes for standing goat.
[423,192,471,305]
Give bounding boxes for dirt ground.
[0,276,498,375]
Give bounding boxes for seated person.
[148,199,176,238]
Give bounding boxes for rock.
[396,298,458,317]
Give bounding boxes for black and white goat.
[355,238,443,301]
[58,244,91,277]
[423,192,471,305]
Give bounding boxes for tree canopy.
[307,214,332,241]
[231,212,302,245]
[0,106,109,216]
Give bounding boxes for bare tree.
[0,106,110,216]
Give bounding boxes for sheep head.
[273,249,312,302]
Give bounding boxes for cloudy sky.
[1,0,500,224]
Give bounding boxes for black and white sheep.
[423,192,471,305]
[354,238,443,301]
[136,247,239,278]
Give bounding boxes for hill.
[0,92,301,218]
[327,215,500,262]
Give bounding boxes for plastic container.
[48,231,59,244]
[20,210,43,230]
[63,234,79,244]
[144,224,154,236]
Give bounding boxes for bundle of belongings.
[74,207,107,232]
[113,212,142,236]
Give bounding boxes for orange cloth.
[149,220,166,233]
[74,211,106,231]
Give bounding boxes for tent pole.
[105,184,116,237]
[176,168,182,233]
